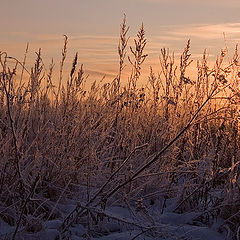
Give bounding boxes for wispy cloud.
[1,23,239,82]
[168,23,240,39]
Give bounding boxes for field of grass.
[1,17,240,239]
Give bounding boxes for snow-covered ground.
[0,198,227,240]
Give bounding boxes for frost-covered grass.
[1,16,240,239]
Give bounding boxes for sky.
[1,0,240,83]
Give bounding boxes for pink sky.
[1,0,240,85]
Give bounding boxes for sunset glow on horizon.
[1,0,240,84]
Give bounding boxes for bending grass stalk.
[103,85,218,201]
[60,85,218,235]
[0,53,25,191]
[60,143,148,233]
[88,143,148,205]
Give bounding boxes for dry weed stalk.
[117,14,129,90]
[128,23,148,91]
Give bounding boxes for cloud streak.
[1,21,240,81]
